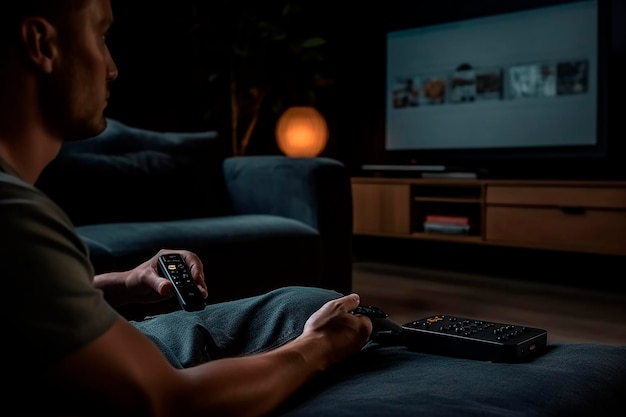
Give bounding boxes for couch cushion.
[54,118,221,156]
[36,119,231,225]
[39,150,213,225]
[275,343,626,417]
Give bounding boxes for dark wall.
[104,0,386,164]
[103,2,425,164]
[106,1,206,132]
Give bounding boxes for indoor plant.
[188,0,331,155]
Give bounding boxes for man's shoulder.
[0,169,40,201]
[1,169,53,206]
[0,167,76,233]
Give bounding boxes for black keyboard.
[401,315,548,363]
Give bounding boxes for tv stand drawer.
[485,206,626,255]
[486,185,626,208]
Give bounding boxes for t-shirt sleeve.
[1,173,119,375]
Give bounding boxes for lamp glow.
[275,106,328,157]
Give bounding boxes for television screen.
[382,0,606,175]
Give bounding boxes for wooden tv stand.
[351,177,626,256]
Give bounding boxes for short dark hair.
[0,0,85,44]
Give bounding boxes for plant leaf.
[300,37,326,48]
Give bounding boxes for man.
[0,1,372,415]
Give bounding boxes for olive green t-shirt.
[1,157,119,381]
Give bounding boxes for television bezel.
[375,0,621,179]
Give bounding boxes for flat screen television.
[363,0,625,179]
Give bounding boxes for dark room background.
[104,0,387,168]
[104,1,625,174]
[101,0,625,285]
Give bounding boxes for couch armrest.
[223,156,353,294]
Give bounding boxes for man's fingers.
[340,293,361,312]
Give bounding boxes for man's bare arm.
[43,294,371,417]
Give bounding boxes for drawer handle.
[559,206,587,215]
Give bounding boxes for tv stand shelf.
[351,177,626,256]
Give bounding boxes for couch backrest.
[36,118,232,226]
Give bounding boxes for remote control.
[401,315,548,363]
[351,305,404,344]
[157,253,206,312]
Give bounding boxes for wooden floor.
[352,261,626,346]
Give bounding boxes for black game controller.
[350,305,404,345]
[350,305,389,318]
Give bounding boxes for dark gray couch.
[273,341,626,416]
[35,119,626,416]
[36,118,353,315]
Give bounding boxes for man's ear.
[20,17,58,74]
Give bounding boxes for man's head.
[0,0,118,141]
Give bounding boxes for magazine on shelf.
[424,215,469,225]
[423,222,471,235]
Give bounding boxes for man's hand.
[94,249,208,307]
[298,293,373,370]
